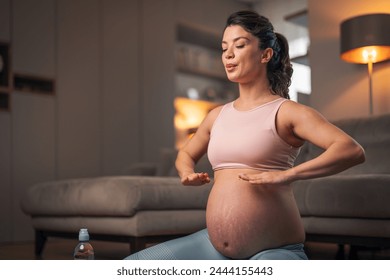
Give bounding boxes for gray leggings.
[124,229,308,260]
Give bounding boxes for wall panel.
[141,0,176,162]
[0,113,12,241]
[0,0,10,41]
[13,0,56,77]
[12,93,56,241]
[101,0,141,175]
[57,0,101,179]
[0,0,11,242]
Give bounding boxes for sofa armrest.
[21,176,212,217]
[293,174,390,218]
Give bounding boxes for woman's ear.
[260,48,273,63]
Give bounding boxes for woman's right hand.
[181,172,211,186]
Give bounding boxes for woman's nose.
[225,48,234,59]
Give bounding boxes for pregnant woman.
[124,10,365,260]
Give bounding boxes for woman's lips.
[226,63,237,71]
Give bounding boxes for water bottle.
[73,228,95,260]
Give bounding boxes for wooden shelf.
[177,22,221,51]
[13,74,55,95]
[177,65,227,81]
[0,42,11,91]
[176,23,228,82]
[0,92,10,111]
[175,22,237,105]
[0,42,11,111]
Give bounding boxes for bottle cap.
[78,228,90,241]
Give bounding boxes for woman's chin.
[226,74,240,83]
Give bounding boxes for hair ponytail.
[267,32,293,99]
[225,11,293,99]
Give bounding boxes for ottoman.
[21,176,212,257]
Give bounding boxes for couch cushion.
[292,182,310,216]
[21,176,211,217]
[29,210,207,237]
[341,139,390,175]
[294,175,390,218]
[296,114,390,175]
[302,217,390,239]
[334,113,390,144]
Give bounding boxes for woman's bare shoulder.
[204,104,225,123]
[280,99,327,123]
[195,104,225,134]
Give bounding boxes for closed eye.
[222,43,245,53]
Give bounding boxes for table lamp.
[340,13,390,115]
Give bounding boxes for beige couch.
[293,113,390,258]
[21,113,390,259]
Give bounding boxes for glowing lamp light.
[340,13,390,115]
[174,97,220,148]
[341,45,390,64]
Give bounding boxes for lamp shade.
[340,13,390,64]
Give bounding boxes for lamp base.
[367,61,373,115]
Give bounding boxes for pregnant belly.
[206,169,305,259]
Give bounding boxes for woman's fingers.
[183,172,211,186]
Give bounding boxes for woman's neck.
[236,79,277,109]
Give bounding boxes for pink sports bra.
[207,98,301,171]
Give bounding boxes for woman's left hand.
[238,170,293,187]
[181,172,211,186]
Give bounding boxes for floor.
[0,239,389,260]
[0,238,129,260]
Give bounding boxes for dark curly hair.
[225,10,293,99]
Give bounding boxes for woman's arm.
[286,103,365,181]
[239,102,365,186]
[175,106,222,186]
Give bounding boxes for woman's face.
[222,25,265,84]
